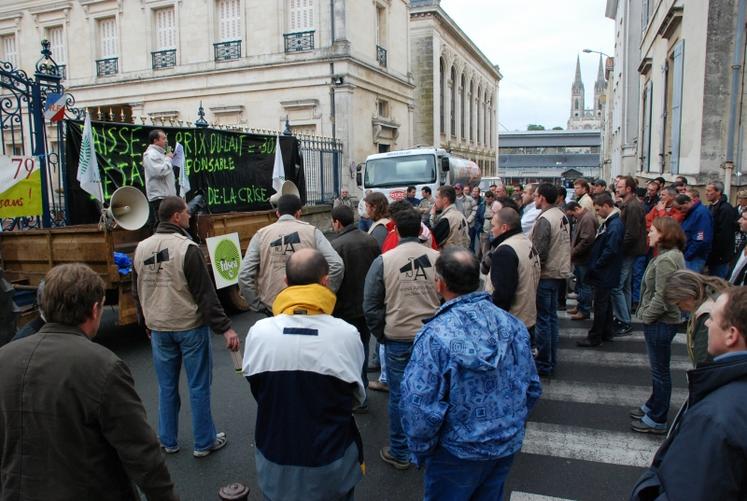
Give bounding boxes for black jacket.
[708,195,737,266]
[486,228,522,312]
[0,323,177,500]
[331,224,381,321]
[587,212,624,288]
[630,352,747,500]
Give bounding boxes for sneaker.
[629,408,645,420]
[567,307,579,315]
[631,420,667,435]
[615,323,633,337]
[193,432,228,458]
[161,444,180,454]
[570,312,589,321]
[368,381,389,392]
[379,447,410,470]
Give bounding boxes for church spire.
[595,54,605,88]
[574,55,583,87]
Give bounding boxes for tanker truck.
[356,147,482,202]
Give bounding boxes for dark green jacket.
[638,248,685,324]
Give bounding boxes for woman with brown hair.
[631,216,686,434]
[364,191,390,250]
[664,270,729,366]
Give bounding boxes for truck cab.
[357,147,480,202]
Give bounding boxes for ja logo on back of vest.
[270,232,301,255]
[399,254,432,281]
[144,248,170,272]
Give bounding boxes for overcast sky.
[439,0,615,132]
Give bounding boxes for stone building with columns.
[409,0,501,177]
[0,0,414,194]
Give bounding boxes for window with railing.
[214,40,241,61]
[97,17,118,75]
[376,45,387,67]
[215,0,241,61]
[284,30,314,52]
[153,7,176,69]
[288,0,314,32]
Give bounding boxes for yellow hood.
[272,284,337,316]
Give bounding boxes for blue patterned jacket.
[400,291,541,465]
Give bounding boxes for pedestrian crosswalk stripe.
[557,348,691,370]
[559,327,687,346]
[510,492,576,501]
[522,422,660,468]
[539,380,689,408]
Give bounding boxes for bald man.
[242,248,365,501]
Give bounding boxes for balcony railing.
[96,57,118,77]
[56,64,66,80]
[376,45,387,68]
[284,31,315,53]
[152,49,176,69]
[214,40,241,62]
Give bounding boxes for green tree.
[527,124,546,131]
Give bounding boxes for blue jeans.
[151,325,218,451]
[632,253,649,304]
[642,322,678,426]
[424,447,515,501]
[709,262,730,279]
[535,278,561,374]
[574,264,592,316]
[611,256,634,324]
[385,340,413,461]
[685,258,706,273]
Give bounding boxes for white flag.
[272,134,285,193]
[76,112,103,203]
[172,142,190,197]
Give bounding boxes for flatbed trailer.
[0,210,277,326]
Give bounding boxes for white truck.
[357,147,482,202]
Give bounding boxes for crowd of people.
[1,167,746,499]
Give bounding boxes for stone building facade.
[605,0,747,194]
[567,55,606,131]
[409,0,500,177]
[0,0,414,192]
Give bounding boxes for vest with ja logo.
[256,219,317,308]
[381,241,440,341]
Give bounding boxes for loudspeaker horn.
[106,186,149,230]
[269,180,300,207]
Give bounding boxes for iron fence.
[152,49,176,69]
[298,134,342,205]
[96,57,118,76]
[214,40,241,61]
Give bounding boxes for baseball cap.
[592,178,607,187]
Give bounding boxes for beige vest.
[368,217,390,235]
[134,232,202,331]
[498,233,541,328]
[439,204,469,248]
[534,207,572,279]
[256,219,317,308]
[382,241,440,341]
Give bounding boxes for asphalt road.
[96,303,686,501]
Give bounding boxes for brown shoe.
[567,308,579,315]
[571,312,589,320]
[368,381,389,392]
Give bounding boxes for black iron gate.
[0,40,83,229]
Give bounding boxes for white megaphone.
[106,186,150,230]
[269,180,300,207]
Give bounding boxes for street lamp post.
[582,48,611,59]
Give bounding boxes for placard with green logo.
[206,232,242,289]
